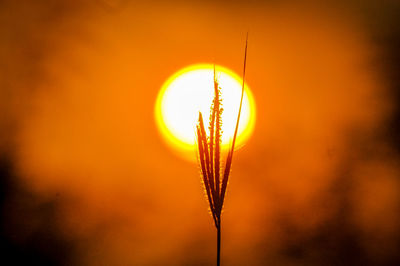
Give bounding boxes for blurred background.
[1,0,400,265]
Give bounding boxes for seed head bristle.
[213,72,222,212]
[197,119,218,226]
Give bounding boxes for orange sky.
[1,0,400,265]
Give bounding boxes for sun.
[155,64,256,159]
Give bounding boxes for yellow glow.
[155,64,256,159]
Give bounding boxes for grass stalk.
[196,34,248,265]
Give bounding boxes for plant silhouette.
[196,34,248,266]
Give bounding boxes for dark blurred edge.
[0,154,73,266]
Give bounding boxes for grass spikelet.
[213,69,222,211]
[196,34,248,266]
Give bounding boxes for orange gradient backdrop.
[2,1,398,265]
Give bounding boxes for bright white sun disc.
[155,64,256,158]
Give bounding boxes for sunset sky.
[1,0,400,265]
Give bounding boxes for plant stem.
[217,217,221,266]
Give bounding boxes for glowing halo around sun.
[155,64,256,159]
